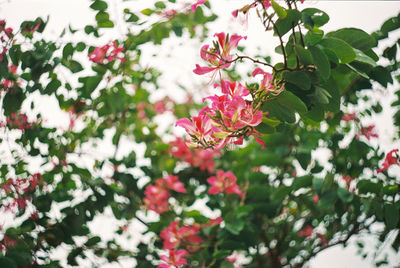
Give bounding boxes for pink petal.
[193,64,215,75]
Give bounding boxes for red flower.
[158,249,188,268]
[299,225,313,237]
[377,149,399,173]
[357,124,378,140]
[207,170,243,197]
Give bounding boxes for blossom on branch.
[89,41,125,64]
[160,221,203,250]
[193,32,246,79]
[207,170,243,197]
[191,0,207,12]
[377,149,399,173]
[158,249,188,268]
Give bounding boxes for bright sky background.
[1,0,400,267]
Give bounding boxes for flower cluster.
[177,32,278,149]
[1,173,42,214]
[88,41,125,64]
[0,19,13,62]
[143,175,186,214]
[207,170,243,197]
[157,217,222,267]
[0,113,37,130]
[377,149,399,173]
[169,137,218,172]
[176,78,265,149]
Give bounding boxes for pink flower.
[191,0,207,12]
[299,225,313,237]
[342,112,357,122]
[207,170,243,197]
[89,41,124,64]
[176,114,224,148]
[193,33,246,78]
[252,67,281,94]
[158,249,188,268]
[214,80,249,98]
[160,175,187,193]
[377,149,399,173]
[164,9,177,19]
[160,221,203,250]
[262,0,272,9]
[154,100,167,114]
[143,184,170,214]
[313,195,319,203]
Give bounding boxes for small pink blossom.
[191,0,207,12]
[342,112,357,122]
[207,170,243,197]
[160,221,203,250]
[143,184,170,214]
[252,67,282,94]
[158,249,188,268]
[377,149,399,173]
[160,175,187,193]
[89,41,124,64]
[313,195,319,203]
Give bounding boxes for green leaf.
[357,180,382,195]
[320,190,337,209]
[90,0,108,11]
[320,37,356,64]
[305,29,323,46]
[262,117,281,127]
[305,104,324,122]
[277,90,308,114]
[294,45,313,66]
[312,86,331,105]
[384,203,399,229]
[141,8,154,16]
[296,152,311,170]
[271,0,287,19]
[353,48,377,66]
[338,188,353,203]
[274,9,301,36]
[0,257,17,268]
[262,100,296,123]
[255,123,275,134]
[282,71,311,91]
[154,1,166,9]
[225,218,245,235]
[370,66,393,87]
[292,175,313,190]
[302,8,329,28]
[3,87,24,116]
[309,46,330,80]
[327,28,376,51]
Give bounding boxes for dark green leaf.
[309,46,330,80]
[282,71,311,91]
[277,90,308,114]
[320,37,356,64]
[327,28,376,51]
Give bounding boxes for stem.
[231,55,277,72]
[271,21,287,68]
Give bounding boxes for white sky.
[1,0,400,267]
